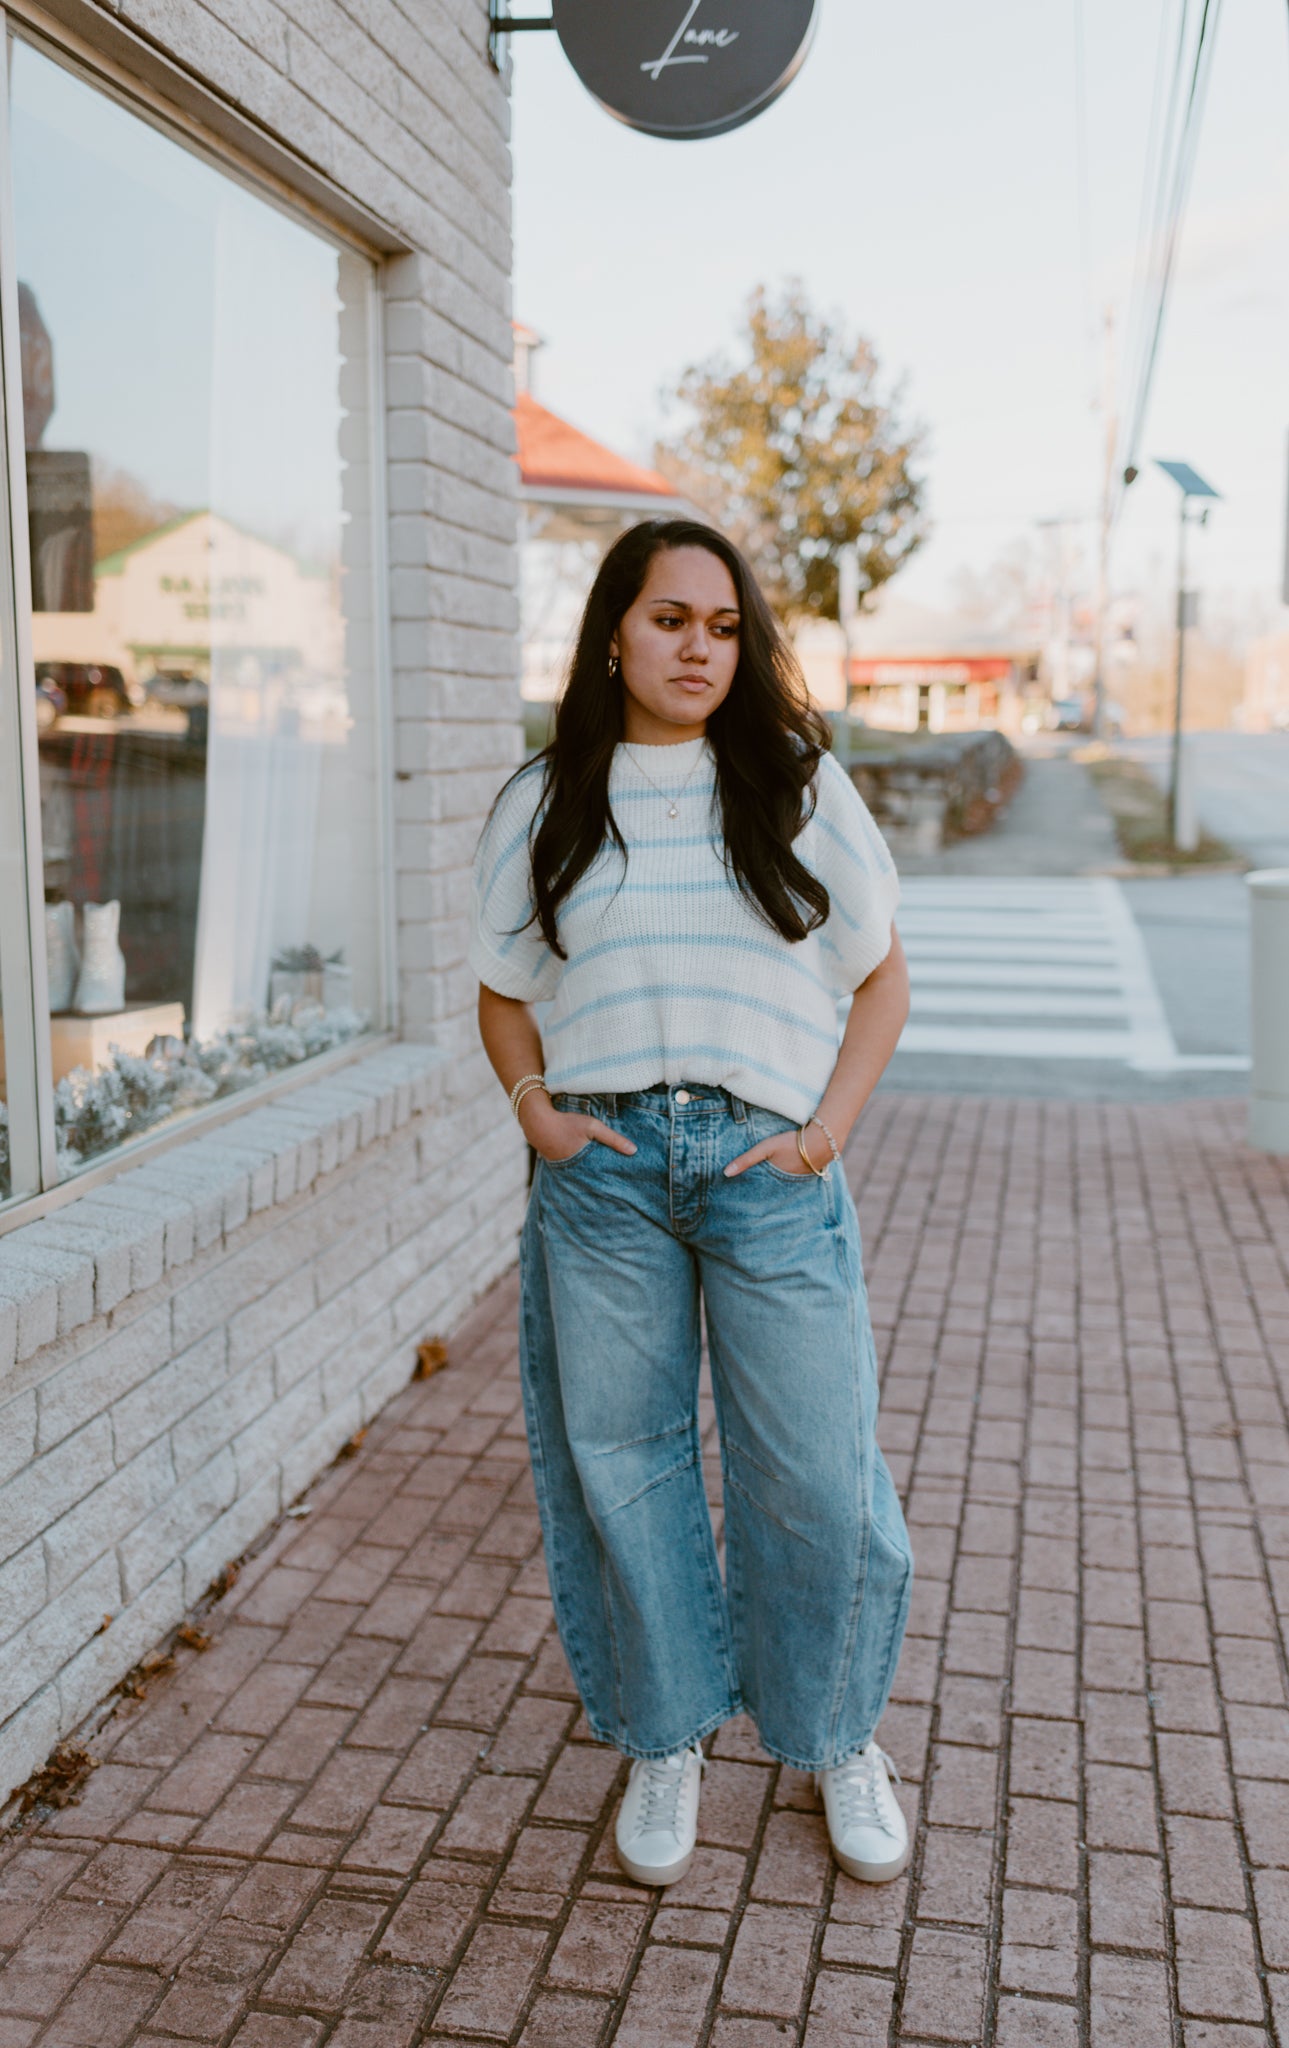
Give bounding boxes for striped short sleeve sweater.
[468,737,900,1124]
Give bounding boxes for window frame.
[0,10,399,1229]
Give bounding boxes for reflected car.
[34,673,66,731]
[36,660,143,718]
[146,669,208,708]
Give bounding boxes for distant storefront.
[847,651,1042,734]
[0,2,525,1801]
[1244,628,1289,731]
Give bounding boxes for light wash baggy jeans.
[518,1081,913,1771]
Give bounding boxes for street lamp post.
[1035,515,1075,712]
[1153,459,1220,849]
[838,544,860,752]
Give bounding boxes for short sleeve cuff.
[467,930,561,1003]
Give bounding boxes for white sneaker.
[818,1743,910,1883]
[614,1744,704,1886]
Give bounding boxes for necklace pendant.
[668,804,678,818]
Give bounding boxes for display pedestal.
[50,1003,186,1082]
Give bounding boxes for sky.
[510,0,1289,642]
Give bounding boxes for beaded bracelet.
[808,1114,843,1167]
[511,1079,550,1120]
[508,1071,546,1114]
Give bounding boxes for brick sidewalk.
[3,1092,1288,2048]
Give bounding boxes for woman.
[470,518,913,1889]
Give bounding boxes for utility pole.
[1090,308,1116,741]
[1035,517,1074,705]
[1169,499,1192,847]
[1153,459,1220,848]
[838,544,860,753]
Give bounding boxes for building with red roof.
[514,326,686,699]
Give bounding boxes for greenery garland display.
[0,1002,369,1190]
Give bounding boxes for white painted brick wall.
[0,0,531,1805]
[0,1045,532,1801]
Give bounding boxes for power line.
[1120,0,1185,446]
[1116,0,1225,516]
[1072,0,1096,398]
[1118,0,1196,505]
[1124,0,1222,462]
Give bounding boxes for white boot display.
[44,900,79,1012]
[74,899,126,1015]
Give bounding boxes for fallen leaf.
[336,1428,367,1461]
[176,1625,210,1653]
[18,1743,98,1816]
[414,1337,449,1380]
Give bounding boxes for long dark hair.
[518,518,832,959]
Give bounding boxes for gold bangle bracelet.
[796,1125,829,1177]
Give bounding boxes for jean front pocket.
[758,1157,826,1186]
[544,1094,619,1171]
[746,1109,824,1187]
[544,1139,597,1170]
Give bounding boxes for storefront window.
[4,39,385,1187]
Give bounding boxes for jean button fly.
[674,1089,691,1105]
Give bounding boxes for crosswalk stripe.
[904,939,1119,962]
[910,988,1128,1018]
[895,877,1179,1068]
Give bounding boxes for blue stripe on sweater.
[560,929,835,998]
[609,780,717,803]
[478,765,546,916]
[571,875,728,905]
[812,807,896,879]
[544,984,840,1048]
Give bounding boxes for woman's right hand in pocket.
[518,1096,637,1162]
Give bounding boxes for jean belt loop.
[728,1091,747,1124]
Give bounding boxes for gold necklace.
[625,743,706,820]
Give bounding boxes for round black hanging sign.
[550,0,819,141]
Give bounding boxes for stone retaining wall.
[847,731,1023,857]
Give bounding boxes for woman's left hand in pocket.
[723,1127,824,1178]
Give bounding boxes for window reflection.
[10,43,381,1177]
[0,961,9,1202]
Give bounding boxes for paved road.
[895,741,1118,880]
[1124,731,1289,869]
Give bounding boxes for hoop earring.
[608,654,620,679]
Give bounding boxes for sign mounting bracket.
[489,6,556,70]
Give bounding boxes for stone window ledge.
[0,1042,447,1380]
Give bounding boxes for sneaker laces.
[830,1745,901,1834]
[634,1748,700,1836]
